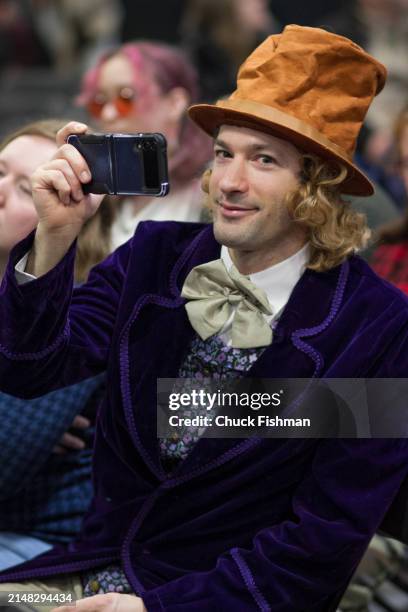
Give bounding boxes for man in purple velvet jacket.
[0,25,407,612]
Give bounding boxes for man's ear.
[165,87,189,123]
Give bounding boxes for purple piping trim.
[0,555,118,584]
[119,293,184,481]
[268,260,349,418]
[121,488,162,595]
[168,225,213,297]
[291,260,349,374]
[120,309,256,489]
[118,225,217,481]
[0,320,70,361]
[227,261,350,610]
[284,260,349,416]
[231,549,271,611]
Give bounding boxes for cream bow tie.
[181,259,273,349]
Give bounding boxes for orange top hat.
[188,25,387,196]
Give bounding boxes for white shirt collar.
[221,243,310,316]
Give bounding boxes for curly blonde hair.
[201,155,370,272]
[288,155,370,271]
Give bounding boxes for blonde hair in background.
[74,196,114,283]
[201,156,370,272]
[0,120,64,149]
[0,119,115,283]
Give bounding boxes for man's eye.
[214,149,231,159]
[257,155,276,165]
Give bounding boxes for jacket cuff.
[0,231,76,358]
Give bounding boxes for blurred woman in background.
[0,119,113,570]
[0,122,56,278]
[77,41,212,249]
[371,106,408,294]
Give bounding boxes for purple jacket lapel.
[121,225,350,481]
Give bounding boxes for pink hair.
[78,41,212,185]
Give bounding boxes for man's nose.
[218,157,248,194]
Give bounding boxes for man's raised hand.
[27,121,105,277]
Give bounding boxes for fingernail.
[81,171,90,182]
[75,190,83,201]
[75,122,87,130]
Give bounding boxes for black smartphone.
[67,132,169,197]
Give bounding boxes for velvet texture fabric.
[189,25,387,196]
[0,222,407,611]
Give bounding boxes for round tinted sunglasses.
[87,87,136,119]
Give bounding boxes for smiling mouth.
[218,201,259,219]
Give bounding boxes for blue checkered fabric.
[0,375,104,543]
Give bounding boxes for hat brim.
[188,99,374,197]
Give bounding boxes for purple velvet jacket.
[0,221,408,612]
